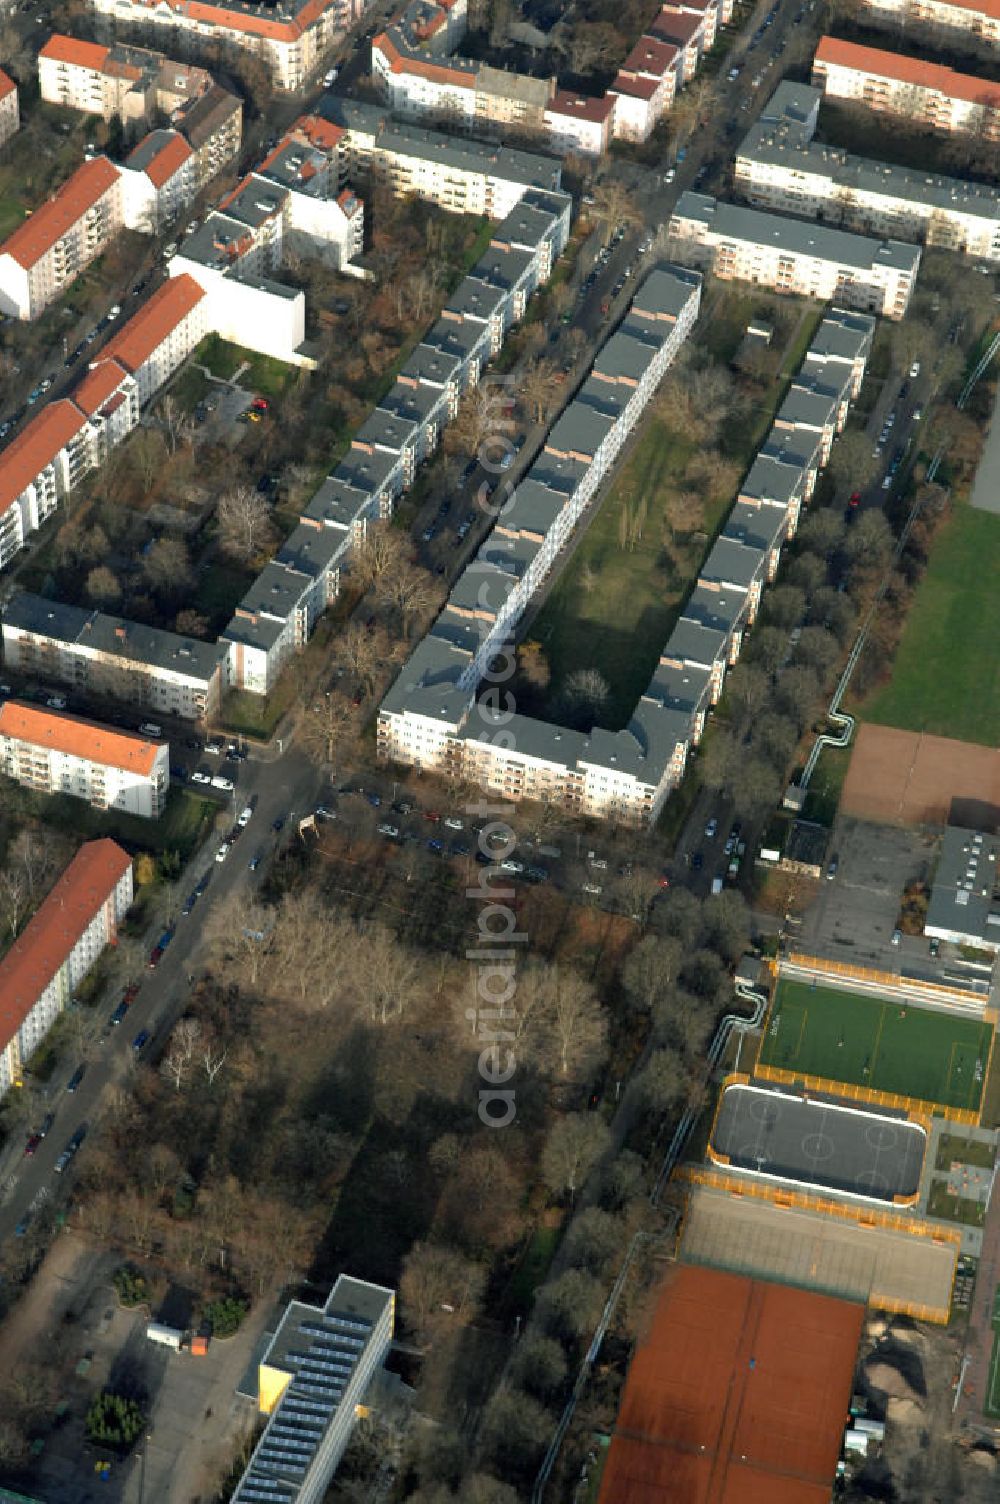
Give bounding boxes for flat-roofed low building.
[0,700,169,817]
[0,838,133,1097]
[925,826,1000,951]
[668,190,920,318]
[234,1275,395,1504]
[1,591,225,722]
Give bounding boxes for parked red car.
[251,396,270,412]
[147,945,164,970]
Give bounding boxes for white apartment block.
[0,156,123,320]
[0,839,133,1097]
[857,0,1000,43]
[668,190,920,318]
[120,129,198,231]
[233,1276,394,1504]
[88,0,357,91]
[98,273,208,404]
[0,401,95,569]
[2,592,226,722]
[378,297,874,827]
[0,701,169,818]
[812,35,1000,140]
[737,81,1000,261]
[0,68,19,147]
[38,33,214,122]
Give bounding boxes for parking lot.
[794,816,934,967]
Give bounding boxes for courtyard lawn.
[195,335,297,401]
[760,978,994,1113]
[856,502,1000,747]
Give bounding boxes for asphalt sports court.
[759,978,993,1114]
[711,1083,926,1202]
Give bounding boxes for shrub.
[85,1392,145,1450]
[112,1266,148,1308]
[203,1296,247,1338]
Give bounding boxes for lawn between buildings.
[527,293,822,729]
[853,499,1000,747]
[760,978,994,1114]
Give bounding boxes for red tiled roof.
[375,32,475,86]
[0,68,16,102]
[140,130,194,187]
[0,400,87,514]
[292,113,344,150]
[547,89,615,122]
[72,358,131,416]
[1,156,120,270]
[140,0,330,42]
[0,701,161,774]
[38,33,111,70]
[609,71,662,100]
[622,35,680,76]
[814,35,1000,107]
[97,274,205,375]
[652,9,705,44]
[0,839,131,1039]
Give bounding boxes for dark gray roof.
[643,659,713,717]
[925,826,1000,947]
[376,122,562,190]
[448,561,518,617]
[776,384,838,432]
[806,309,876,365]
[2,591,223,682]
[423,316,490,368]
[545,400,615,460]
[177,84,240,149]
[377,380,446,429]
[353,409,421,455]
[681,582,750,635]
[576,376,630,422]
[740,452,807,507]
[760,428,821,475]
[221,611,286,651]
[630,263,702,322]
[334,449,403,499]
[477,529,541,579]
[224,174,287,230]
[318,96,388,135]
[472,245,534,292]
[592,324,666,385]
[491,200,564,253]
[399,342,462,391]
[302,475,371,529]
[444,277,510,325]
[662,616,728,670]
[724,500,786,554]
[238,561,307,622]
[380,635,474,724]
[497,478,566,536]
[277,522,347,577]
[526,450,590,495]
[700,535,769,590]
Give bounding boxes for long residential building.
[0,156,123,321]
[377,301,874,826]
[736,81,1000,261]
[233,1275,394,1504]
[667,190,919,318]
[88,0,356,90]
[0,701,169,817]
[223,184,571,693]
[856,0,1000,45]
[2,593,226,722]
[0,68,19,147]
[0,839,133,1097]
[812,35,1000,140]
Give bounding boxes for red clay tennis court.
[598,1265,863,1504]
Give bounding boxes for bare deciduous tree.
[400,1242,486,1342]
[540,1113,611,1201]
[217,485,277,562]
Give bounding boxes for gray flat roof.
[448,561,518,616]
[353,408,420,454]
[334,447,403,495]
[760,428,821,475]
[377,379,445,429]
[673,191,921,273]
[662,616,728,669]
[376,122,562,189]
[576,375,630,422]
[642,659,713,716]
[681,581,749,634]
[724,500,786,554]
[423,316,490,366]
[700,534,769,589]
[630,263,702,322]
[592,324,667,385]
[492,200,564,252]
[444,277,510,325]
[259,138,330,195]
[497,478,566,536]
[239,560,307,622]
[319,96,388,135]
[302,475,371,530]
[380,634,474,724]
[177,212,251,269]
[224,174,287,230]
[776,384,838,431]
[463,706,587,765]
[472,244,534,291]
[277,521,347,577]
[399,342,462,390]
[221,610,286,651]
[740,452,807,506]
[477,529,541,578]
[526,450,590,494]
[711,1082,926,1202]
[545,400,616,459]
[925,826,1000,946]
[2,591,223,682]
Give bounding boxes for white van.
[710,876,724,896]
[139,721,162,738]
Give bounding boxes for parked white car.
[237,805,253,826]
[215,843,229,863]
[211,775,234,792]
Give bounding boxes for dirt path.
[0,1232,107,1372]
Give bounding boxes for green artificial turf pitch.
[759,979,993,1113]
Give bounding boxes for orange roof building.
[0,700,169,818]
[38,34,112,70]
[813,35,1000,135]
[598,1266,863,1504]
[94,273,207,403]
[0,67,19,148]
[0,839,133,1095]
[0,156,123,319]
[89,0,351,91]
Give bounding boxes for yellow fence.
[677,1164,962,1247]
[784,951,995,1016]
[753,1062,982,1128]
